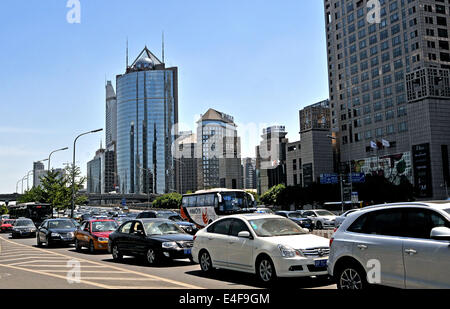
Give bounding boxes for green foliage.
[260,184,286,206]
[152,193,182,209]
[0,205,8,215]
[18,165,88,210]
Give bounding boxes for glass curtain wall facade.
[116,47,178,194]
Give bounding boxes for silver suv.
[328,202,450,289]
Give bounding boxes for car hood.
[175,221,195,227]
[48,228,76,233]
[148,233,193,242]
[320,216,337,220]
[261,234,329,250]
[92,231,113,238]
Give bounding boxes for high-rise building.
[105,81,117,147]
[324,0,450,199]
[175,131,198,194]
[33,161,45,188]
[87,148,104,194]
[116,47,178,194]
[196,109,242,190]
[256,126,288,195]
[286,100,334,187]
[242,158,257,190]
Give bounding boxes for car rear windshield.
[143,221,185,236]
[15,220,34,227]
[48,220,75,229]
[248,218,309,237]
[316,210,334,216]
[92,221,118,232]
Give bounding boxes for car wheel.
[146,248,158,265]
[199,251,213,273]
[89,241,95,254]
[75,239,82,252]
[111,244,122,261]
[256,256,277,285]
[336,263,368,290]
[316,221,323,230]
[37,235,42,247]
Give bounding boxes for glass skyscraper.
[116,47,178,194]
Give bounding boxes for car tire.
[316,221,323,230]
[146,248,158,265]
[37,235,42,247]
[89,241,95,254]
[111,244,123,261]
[199,250,214,273]
[75,239,82,252]
[336,262,368,290]
[256,255,277,285]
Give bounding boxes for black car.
[275,211,315,230]
[108,219,194,265]
[37,219,77,247]
[11,218,37,238]
[137,210,198,235]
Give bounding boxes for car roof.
[218,214,281,220]
[137,218,173,223]
[360,201,450,212]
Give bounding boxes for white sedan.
[192,214,330,284]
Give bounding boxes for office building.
[196,109,242,190]
[87,148,104,194]
[116,46,178,194]
[33,161,45,188]
[105,80,118,193]
[324,0,450,199]
[242,158,257,190]
[286,100,334,187]
[175,131,198,194]
[256,126,288,195]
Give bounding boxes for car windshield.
[221,192,253,212]
[4,220,14,224]
[14,220,34,227]
[248,218,309,237]
[288,213,303,218]
[143,221,185,236]
[316,210,334,216]
[48,220,75,229]
[91,221,118,232]
[168,215,183,221]
[155,212,176,219]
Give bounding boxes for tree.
[18,186,45,204]
[63,164,88,207]
[260,184,286,206]
[152,193,182,209]
[0,204,8,215]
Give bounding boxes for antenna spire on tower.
[126,37,129,69]
[162,31,165,64]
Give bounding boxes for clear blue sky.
[0,0,329,193]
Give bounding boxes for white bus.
[180,189,256,228]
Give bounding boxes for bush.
[152,193,182,209]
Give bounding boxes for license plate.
[315,259,328,268]
[184,249,192,255]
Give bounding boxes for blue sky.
[0,0,329,193]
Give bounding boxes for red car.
[0,219,15,233]
[75,219,118,253]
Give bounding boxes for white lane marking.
[0,235,202,289]
[79,277,158,281]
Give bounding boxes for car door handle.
[357,244,368,250]
[405,249,417,255]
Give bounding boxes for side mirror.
[238,231,251,239]
[430,227,450,241]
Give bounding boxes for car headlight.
[67,232,74,237]
[162,242,178,249]
[98,237,108,242]
[278,245,297,258]
[51,233,60,237]
[30,229,36,232]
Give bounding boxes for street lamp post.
[48,147,69,172]
[25,170,33,191]
[71,129,103,218]
[21,175,27,194]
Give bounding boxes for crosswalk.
[0,235,201,289]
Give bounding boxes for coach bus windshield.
[220,192,254,213]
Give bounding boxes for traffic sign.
[121,198,126,206]
[320,173,339,184]
[351,192,359,203]
[349,173,366,183]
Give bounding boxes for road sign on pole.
[351,192,359,204]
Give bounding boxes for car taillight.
[329,237,334,247]
[193,235,197,241]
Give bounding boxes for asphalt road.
[0,234,336,289]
